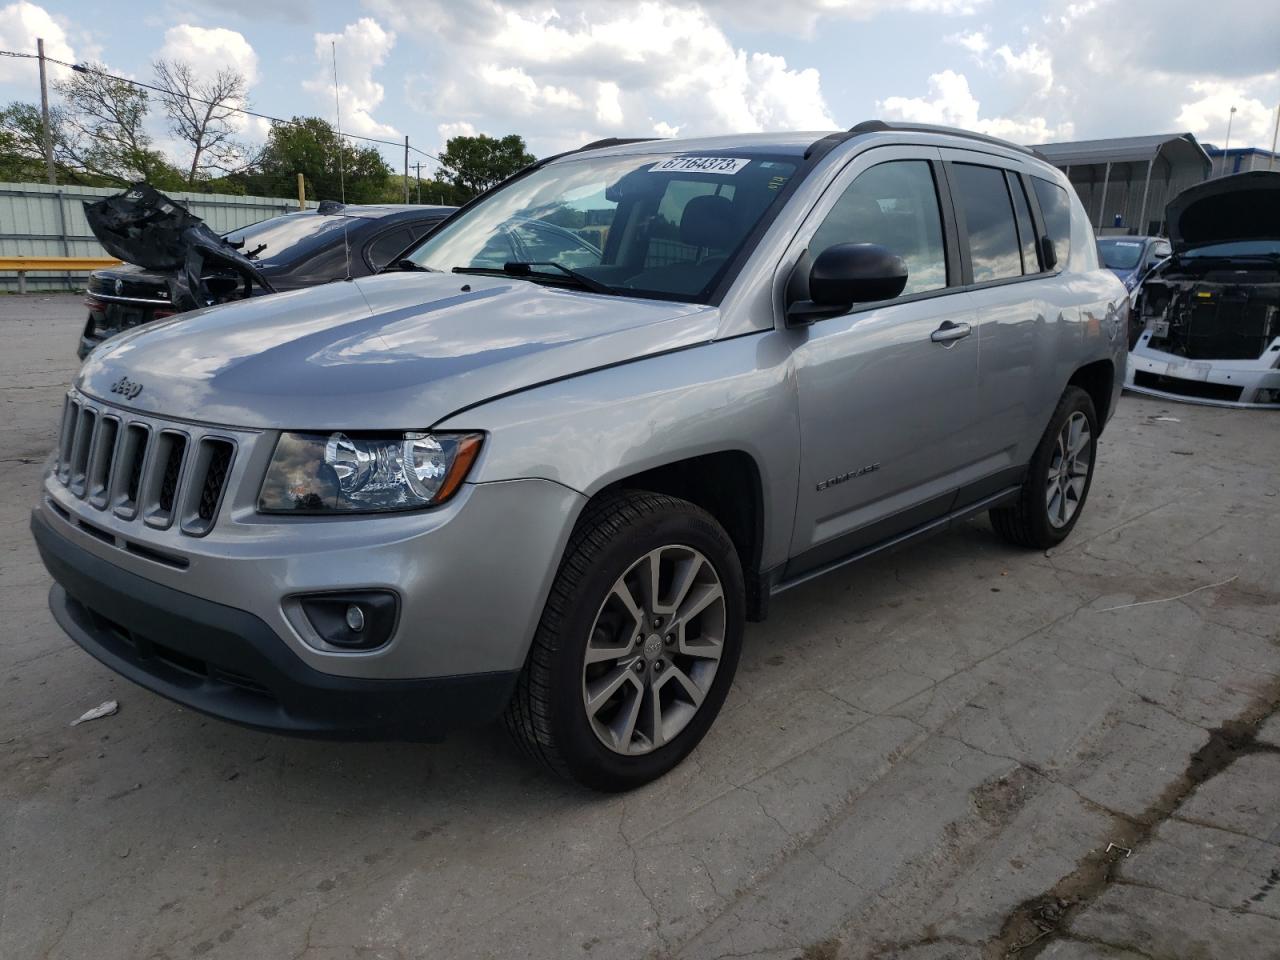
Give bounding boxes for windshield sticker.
[1113,241,1141,247]
[650,157,750,175]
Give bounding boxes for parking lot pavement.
[1,293,1277,960]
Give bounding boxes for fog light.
[345,604,365,632]
[296,591,398,650]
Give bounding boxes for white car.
[1127,171,1280,408]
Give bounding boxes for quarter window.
[366,228,414,270]
[809,160,948,296]
[1031,177,1072,269]
[952,164,1022,283]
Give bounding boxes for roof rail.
[573,137,663,154]
[847,120,1036,156]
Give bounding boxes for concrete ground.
[1,294,1278,960]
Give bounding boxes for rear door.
[784,146,981,576]
[941,150,1062,489]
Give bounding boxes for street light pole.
[1270,103,1279,171]
[1221,105,1237,177]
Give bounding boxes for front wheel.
[990,386,1098,549]
[504,491,745,791]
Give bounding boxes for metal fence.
[0,182,316,291]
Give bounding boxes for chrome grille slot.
[140,430,189,529]
[56,395,77,480]
[180,437,235,536]
[87,416,120,509]
[68,407,98,498]
[48,391,256,541]
[113,423,150,519]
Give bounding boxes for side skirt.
[766,484,1021,598]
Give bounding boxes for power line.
[0,48,448,166]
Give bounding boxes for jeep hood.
[75,272,719,430]
[1166,171,1280,253]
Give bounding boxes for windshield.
[1097,238,1145,270]
[1181,239,1280,258]
[403,152,799,302]
[224,214,359,266]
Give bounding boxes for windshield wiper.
[454,261,617,295]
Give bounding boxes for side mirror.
[786,243,908,327]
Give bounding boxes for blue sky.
[2,0,1277,176]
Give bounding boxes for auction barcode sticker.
[650,157,750,175]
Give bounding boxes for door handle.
[930,320,972,343]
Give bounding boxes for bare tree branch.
[152,59,250,184]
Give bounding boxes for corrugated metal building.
[0,182,315,291]
[1032,133,1212,236]
[1205,145,1280,176]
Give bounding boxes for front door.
[785,148,982,577]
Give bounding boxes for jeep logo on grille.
[110,376,143,400]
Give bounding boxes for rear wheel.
[505,491,744,791]
[990,386,1098,549]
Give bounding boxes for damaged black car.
[78,184,455,358]
[1126,171,1280,408]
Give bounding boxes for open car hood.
[1166,171,1280,253]
[83,183,273,309]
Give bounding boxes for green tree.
[437,133,536,201]
[247,116,394,203]
[0,102,58,182]
[54,63,174,184]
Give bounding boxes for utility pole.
[403,135,410,203]
[37,38,56,185]
[297,173,306,211]
[414,162,422,203]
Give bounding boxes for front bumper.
[33,508,520,740]
[1124,332,1280,409]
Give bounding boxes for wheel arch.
[1067,358,1115,432]
[594,450,769,621]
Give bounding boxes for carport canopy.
[1033,133,1213,234]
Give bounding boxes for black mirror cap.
[810,243,908,306]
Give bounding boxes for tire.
[990,386,1098,550]
[504,490,745,791]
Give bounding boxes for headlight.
[258,431,483,513]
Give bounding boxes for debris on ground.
[70,700,119,726]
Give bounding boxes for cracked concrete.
[1,295,1278,960]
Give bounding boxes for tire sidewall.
[547,501,745,791]
[1030,388,1098,545]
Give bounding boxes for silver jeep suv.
[33,123,1126,790]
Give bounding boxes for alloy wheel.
[1046,411,1092,529]
[581,545,726,756]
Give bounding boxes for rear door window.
[951,164,1022,283]
[1031,177,1072,269]
[1007,175,1041,274]
[809,159,948,296]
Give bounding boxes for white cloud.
[0,2,76,83]
[595,82,623,128]
[304,17,397,139]
[687,0,991,34]
[375,0,836,156]
[947,30,989,56]
[1176,79,1280,148]
[157,25,259,85]
[991,43,1054,98]
[878,70,1071,143]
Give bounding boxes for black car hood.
[84,183,273,309]
[1166,171,1280,253]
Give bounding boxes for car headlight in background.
[258,431,483,513]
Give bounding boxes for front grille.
[1133,371,1244,403]
[51,392,244,537]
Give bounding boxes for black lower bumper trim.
[31,509,518,741]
